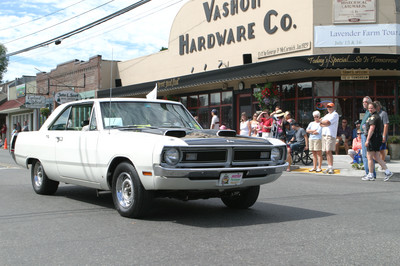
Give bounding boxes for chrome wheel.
[34,164,44,188]
[115,172,134,208]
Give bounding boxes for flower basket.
[253,83,280,111]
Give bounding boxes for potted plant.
[389,114,400,136]
[387,135,400,160]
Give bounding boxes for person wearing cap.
[360,96,375,179]
[210,109,220,130]
[348,129,363,163]
[320,102,339,174]
[352,120,361,139]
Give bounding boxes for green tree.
[0,43,8,82]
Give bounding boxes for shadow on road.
[53,185,334,227]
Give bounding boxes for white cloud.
[1,0,189,82]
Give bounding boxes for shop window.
[314,81,333,97]
[222,91,233,104]
[281,84,296,99]
[376,80,396,96]
[180,96,187,107]
[337,98,354,123]
[199,94,209,106]
[297,99,313,128]
[335,81,354,97]
[188,95,198,107]
[297,82,312,98]
[197,107,211,129]
[376,98,395,115]
[221,106,233,129]
[354,81,373,97]
[210,93,221,106]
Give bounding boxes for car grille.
[162,146,285,168]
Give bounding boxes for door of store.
[236,94,252,133]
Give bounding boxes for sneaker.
[316,168,322,172]
[384,171,394,182]
[309,168,316,172]
[362,173,375,181]
[328,169,334,174]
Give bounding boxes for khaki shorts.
[322,135,336,152]
[309,139,322,151]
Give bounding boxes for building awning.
[97,53,400,98]
[0,98,26,114]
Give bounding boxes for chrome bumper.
[153,163,288,178]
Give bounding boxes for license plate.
[218,172,243,186]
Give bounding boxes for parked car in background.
[11,98,287,218]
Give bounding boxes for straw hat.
[275,110,285,117]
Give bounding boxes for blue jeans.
[361,134,376,177]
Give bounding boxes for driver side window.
[49,107,71,130]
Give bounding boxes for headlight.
[271,148,281,161]
[164,148,180,165]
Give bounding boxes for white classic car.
[11,98,287,218]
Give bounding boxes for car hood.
[135,128,273,146]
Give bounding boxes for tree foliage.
[0,43,8,82]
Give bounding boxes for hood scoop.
[217,130,237,137]
[164,129,187,138]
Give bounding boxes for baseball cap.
[327,102,335,107]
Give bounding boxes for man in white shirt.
[320,102,339,174]
[210,109,220,130]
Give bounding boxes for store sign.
[55,90,81,104]
[25,95,46,109]
[306,54,400,69]
[341,70,369,80]
[16,84,26,98]
[179,1,300,55]
[333,0,376,24]
[314,24,400,47]
[258,42,311,59]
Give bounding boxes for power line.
[0,0,88,32]
[4,0,116,45]
[6,0,151,57]
[7,0,183,65]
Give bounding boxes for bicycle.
[290,144,313,166]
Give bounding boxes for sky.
[0,0,189,82]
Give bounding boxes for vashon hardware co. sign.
[178,0,310,56]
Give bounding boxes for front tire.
[221,186,260,209]
[31,160,59,195]
[111,162,153,218]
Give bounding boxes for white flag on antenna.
[146,84,157,100]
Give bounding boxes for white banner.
[314,24,400,47]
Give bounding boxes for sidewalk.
[288,155,400,180]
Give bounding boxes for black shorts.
[367,137,382,152]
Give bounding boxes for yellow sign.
[341,75,369,80]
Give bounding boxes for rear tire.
[221,186,260,209]
[111,162,153,218]
[31,160,59,195]
[301,150,313,166]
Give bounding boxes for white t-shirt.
[240,121,250,136]
[321,111,339,138]
[306,121,322,140]
[210,115,220,129]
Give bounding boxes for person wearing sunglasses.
[348,130,362,163]
[320,102,339,174]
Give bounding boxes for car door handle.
[56,137,63,142]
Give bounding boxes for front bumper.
[152,163,288,190]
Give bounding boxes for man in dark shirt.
[289,122,309,153]
[335,118,352,155]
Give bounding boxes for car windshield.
[100,101,201,130]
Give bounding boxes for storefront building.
[98,0,400,133]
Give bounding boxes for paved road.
[1,150,400,265]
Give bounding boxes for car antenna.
[109,48,113,134]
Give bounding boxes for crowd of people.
[229,96,394,181]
